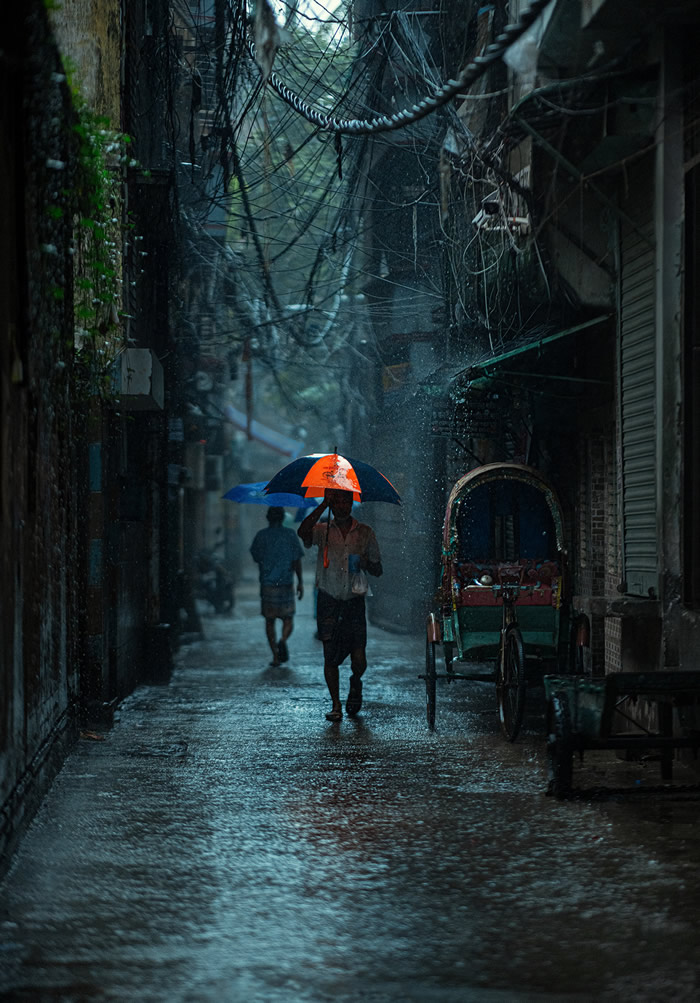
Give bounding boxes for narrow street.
[1,585,700,1002]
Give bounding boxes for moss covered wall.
[49,0,122,125]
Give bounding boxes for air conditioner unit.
[112,349,164,410]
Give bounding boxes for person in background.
[298,489,382,721]
[250,506,304,667]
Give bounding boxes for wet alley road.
[2,586,700,1002]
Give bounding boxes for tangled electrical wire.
[171,0,570,431]
[245,0,554,135]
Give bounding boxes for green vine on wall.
[58,62,147,395]
[72,103,128,360]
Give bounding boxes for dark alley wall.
[0,4,85,871]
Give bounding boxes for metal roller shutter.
[619,162,657,597]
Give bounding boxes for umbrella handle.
[323,516,330,569]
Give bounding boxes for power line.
[245,0,554,135]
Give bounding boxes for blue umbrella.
[222,481,321,508]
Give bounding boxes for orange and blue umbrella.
[264,453,401,505]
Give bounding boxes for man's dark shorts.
[316,589,366,666]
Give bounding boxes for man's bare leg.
[346,646,367,715]
[349,646,367,678]
[323,648,341,719]
[278,616,294,663]
[265,618,280,665]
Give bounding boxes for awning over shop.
[223,404,303,458]
[456,314,612,384]
[427,315,613,457]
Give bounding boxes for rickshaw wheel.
[546,692,573,799]
[497,624,526,742]
[425,637,437,730]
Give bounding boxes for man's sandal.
[325,706,342,722]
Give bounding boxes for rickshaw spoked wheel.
[425,636,437,730]
[496,624,526,742]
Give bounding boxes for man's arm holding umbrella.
[297,497,329,547]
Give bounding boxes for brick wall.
[573,411,619,676]
[605,435,621,595]
[604,433,623,673]
[604,616,622,674]
[0,3,86,875]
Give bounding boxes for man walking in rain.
[250,507,304,667]
[298,489,382,721]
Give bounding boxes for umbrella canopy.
[222,481,321,508]
[264,453,401,505]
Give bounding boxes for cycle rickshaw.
[422,462,570,740]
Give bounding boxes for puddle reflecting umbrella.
[264,453,401,505]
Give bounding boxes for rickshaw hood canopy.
[442,462,566,557]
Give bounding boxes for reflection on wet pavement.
[1,587,700,1001]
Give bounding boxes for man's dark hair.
[267,506,285,524]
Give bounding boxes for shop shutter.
[619,163,657,597]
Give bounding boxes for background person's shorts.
[261,584,295,619]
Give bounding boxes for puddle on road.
[2,613,700,1002]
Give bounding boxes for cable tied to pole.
[242,0,554,136]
